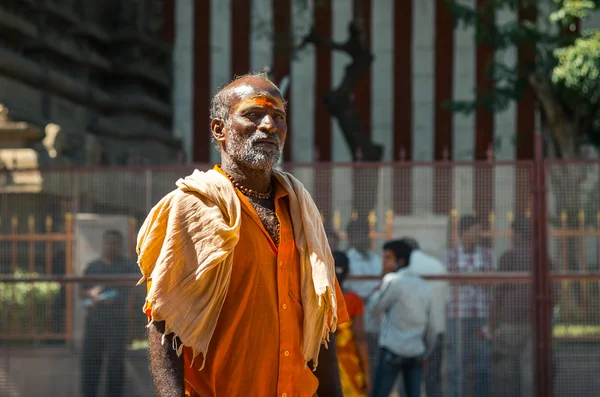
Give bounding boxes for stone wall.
[0,0,179,167]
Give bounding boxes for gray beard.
[226,131,282,170]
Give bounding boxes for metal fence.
[1,145,599,396]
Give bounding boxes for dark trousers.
[367,332,380,385]
[81,318,127,397]
[447,318,491,397]
[425,334,444,397]
[372,347,423,397]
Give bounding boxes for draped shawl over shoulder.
[137,168,338,370]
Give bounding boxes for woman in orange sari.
[333,251,371,397]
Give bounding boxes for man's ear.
[211,118,226,144]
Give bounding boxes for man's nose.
[258,114,276,132]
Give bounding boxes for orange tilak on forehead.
[234,94,285,112]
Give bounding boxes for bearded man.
[137,73,349,397]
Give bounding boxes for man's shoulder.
[410,274,434,297]
[150,188,216,220]
[84,259,104,274]
[369,251,382,261]
[346,248,359,258]
[120,258,140,273]
[412,251,447,273]
[393,271,432,296]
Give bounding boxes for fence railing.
[0,213,74,341]
[1,175,599,343]
[1,134,600,396]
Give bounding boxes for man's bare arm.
[314,333,343,397]
[148,320,185,397]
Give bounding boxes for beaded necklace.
[221,168,280,244]
[223,171,272,199]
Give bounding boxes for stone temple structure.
[0,0,178,176]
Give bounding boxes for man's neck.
[462,243,475,253]
[220,157,272,193]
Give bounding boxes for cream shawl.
[137,168,338,370]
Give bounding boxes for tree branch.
[528,72,563,128]
[528,71,572,157]
[579,103,600,138]
[300,26,349,54]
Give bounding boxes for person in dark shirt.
[493,217,533,397]
[81,229,138,397]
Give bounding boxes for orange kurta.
[146,166,348,397]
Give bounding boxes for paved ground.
[2,342,599,396]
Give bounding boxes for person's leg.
[425,334,444,397]
[492,323,523,397]
[492,344,519,397]
[105,321,128,397]
[520,334,534,397]
[81,320,104,397]
[372,348,402,397]
[473,320,492,397]
[401,358,423,397]
[446,320,462,397]
[367,332,380,385]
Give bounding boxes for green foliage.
[449,0,600,154]
[549,0,597,26]
[0,270,61,335]
[553,30,600,107]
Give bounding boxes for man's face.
[383,249,399,274]
[214,78,287,171]
[348,228,370,253]
[461,223,481,246]
[103,234,123,261]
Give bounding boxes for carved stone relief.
[145,0,164,38]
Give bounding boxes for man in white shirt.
[344,219,383,383]
[399,237,449,397]
[368,239,437,397]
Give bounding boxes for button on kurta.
[282,304,287,309]
[284,350,290,357]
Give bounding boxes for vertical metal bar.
[45,216,53,333]
[560,212,569,319]
[532,131,552,397]
[145,169,153,213]
[489,211,495,251]
[578,211,588,320]
[596,212,600,277]
[65,212,73,344]
[11,216,17,272]
[28,214,35,272]
[28,214,35,334]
